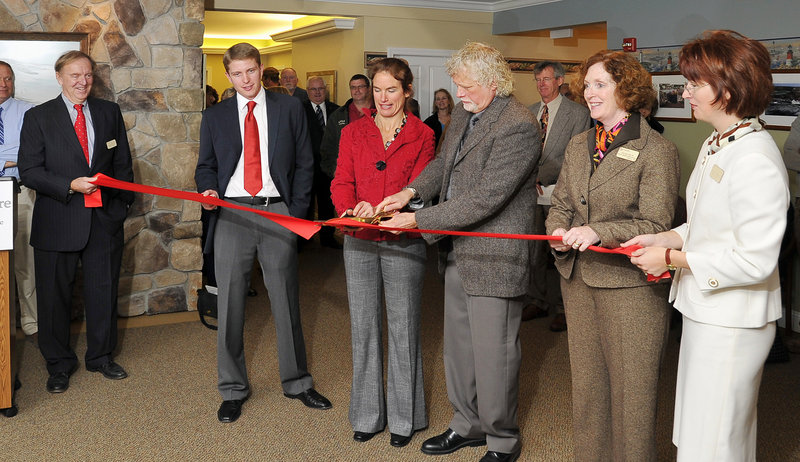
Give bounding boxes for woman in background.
[627,30,789,461]
[331,58,435,448]
[546,50,679,461]
[423,88,454,149]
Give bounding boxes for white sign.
[0,179,15,251]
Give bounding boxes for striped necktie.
[0,106,4,145]
[315,104,325,128]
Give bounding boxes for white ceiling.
[203,11,303,40]
[309,0,555,12]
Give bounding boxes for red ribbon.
[90,174,669,280]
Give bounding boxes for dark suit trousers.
[528,203,563,312]
[214,202,313,400]
[444,252,523,454]
[312,167,336,238]
[35,211,123,375]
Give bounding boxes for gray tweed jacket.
[411,95,540,298]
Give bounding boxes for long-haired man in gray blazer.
[378,42,540,462]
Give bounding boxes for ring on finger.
[572,242,580,249]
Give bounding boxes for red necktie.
[74,104,90,165]
[243,101,262,197]
[74,103,102,207]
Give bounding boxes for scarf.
[594,114,630,167]
[706,117,763,155]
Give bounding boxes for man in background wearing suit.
[524,61,592,332]
[280,67,308,102]
[303,76,340,248]
[18,50,134,393]
[379,42,539,462]
[0,61,37,344]
[195,43,331,424]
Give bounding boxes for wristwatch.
[404,186,419,200]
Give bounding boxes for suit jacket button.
[707,278,719,288]
[580,196,587,205]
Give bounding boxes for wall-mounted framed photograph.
[364,52,387,68]
[651,74,694,122]
[0,32,88,105]
[505,58,581,74]
[761,72,800,129]
[307,70,337,102]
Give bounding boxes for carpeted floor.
[2,240,800,461]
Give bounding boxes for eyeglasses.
[350,84,368,91]
[535,77,557,84]
[684,81,709,95]
[308,87,326,92]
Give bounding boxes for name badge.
[106,139,117,149]
[710,164,724,183]
[616,147,639,162]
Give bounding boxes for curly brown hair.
[570,50,655,113]
[679,30,772,118]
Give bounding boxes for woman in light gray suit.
[627,30,789,461]
[546,50,679,461]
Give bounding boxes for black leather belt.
[226,196,283,206]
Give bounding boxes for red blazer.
[331,111,435,241]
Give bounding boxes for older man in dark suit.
[379,42,539,462]
[195,43,331,424]
[524,61,592,331]
[303,76,340,248]
[18,50,134,393]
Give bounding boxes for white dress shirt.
[224,87,280,198]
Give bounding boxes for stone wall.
[0,0,205,316]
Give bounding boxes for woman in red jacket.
[331,58,435,448]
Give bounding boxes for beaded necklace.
[374,112,408,149]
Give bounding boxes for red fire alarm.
[622,37,637,52]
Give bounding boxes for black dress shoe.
[353,431,379,442]
[217,398,246,423]
[283,388,332,410]
[521,303,548,322]
[549,313,567,332]
[46,372,71,394]
[421,428,486,455]
[390,433,413,448]
[87,361,128,380]
[480,448,521,462]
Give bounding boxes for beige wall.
[661,121,792,195]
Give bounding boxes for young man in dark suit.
[18,50,134,393]
[195,43,331,424]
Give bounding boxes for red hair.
[679,30,772,117]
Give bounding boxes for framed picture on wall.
[505,58,581,74]
[651,74,694,122]
[364,52,387,68]
[761,72,800,129]
[0,32,88,105]
[307,70,337,103]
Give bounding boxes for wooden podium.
[0,177,19,417]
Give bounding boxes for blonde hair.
[446,41,513,97]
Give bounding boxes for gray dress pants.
[444,252,523,453]
[214,203,313,400]
[344,235,428,436]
